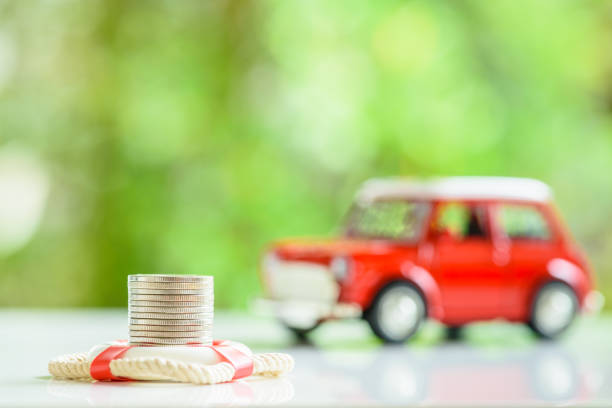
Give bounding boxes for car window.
[497,205,551,240]
[434,203,488,239]
[348,200,428,241]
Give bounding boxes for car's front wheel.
[365,281,426,343]
[528,281,578,340]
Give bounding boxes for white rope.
[49,351,294,385]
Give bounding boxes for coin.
[128,324,210,332]
[128,306,214,314]
[128,282,213,290]
[129,323,212,328]
[129,312,213,320]
[129,337,213,345]
[128,288,212,295]
[129,294,211,302]
[129,330,209,338]
[128,300,211,307]
[129,330,209,336]
[129,325,212,333]
[129,274,213,283]
[129,318,211,326]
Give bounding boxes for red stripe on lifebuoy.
[89,340,252,381]
[210,341,254,379]
[90,342,132,381]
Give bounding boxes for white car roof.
[356,177,553,203]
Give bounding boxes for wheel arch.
[362,264,444,321]
[540,258,589,308]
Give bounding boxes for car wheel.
[528,281,578,340]
[365,281,426,344]
[445,325,464,341]
[281,321,319,340]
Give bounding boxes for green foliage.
[1,0,612,308]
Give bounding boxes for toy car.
[259,177,602,343]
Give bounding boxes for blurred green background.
[0,0,611,309]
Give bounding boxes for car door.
[430,202,503,323]
[491,203,560,320]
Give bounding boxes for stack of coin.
[128,275,213,346]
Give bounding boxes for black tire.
[528,281,578,340]
[445,325,464,341]
[365,281,426,344]
[282,322,319,340]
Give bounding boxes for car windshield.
[344,199,429,241]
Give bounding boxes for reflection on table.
[293,343,601,405]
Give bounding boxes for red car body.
[260,177,600,339]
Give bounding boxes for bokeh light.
[0,0,611,309]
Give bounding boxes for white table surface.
[1,309,611,407]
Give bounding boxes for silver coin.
[129,337,213,345]
[129,327,212,334]
[128,282,213,290]
[128,330,212,337]
[128,307,212,313]
[129,300,212,306]
[130,294,212,302]
[129,330,209,338]
[129,324,212,332]
[129,306,214,314]
[128,288,212,295]
[128,318,213,325]
[129,274,213,283]
[128,300,212,307]
[128,327,212,333]
[129,312,213,320]
[129,318,211,326]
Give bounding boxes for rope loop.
[49,351,293,385]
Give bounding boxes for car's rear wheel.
[445,325,464,341]
[365,281,426,343]
[284,323,319,340]
[528,281,578,340]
